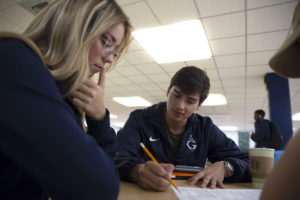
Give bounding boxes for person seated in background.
[115,66,251,192]
[251,109,271,148]
[260,2,300,200]
[0,0,132,199]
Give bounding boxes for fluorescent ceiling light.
[202,94,227,106]
[114,122,125,127]
[132,20,211,63]
[219,126,238,131]
[113,96,151,107]
[110,114,117,119]
[292,113,300,121]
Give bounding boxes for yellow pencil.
[140,142,180,192]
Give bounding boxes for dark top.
[0,39,119,200]
[253,119,271,148]
[115,102,251,183]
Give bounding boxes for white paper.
[172,186,262,200]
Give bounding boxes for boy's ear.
[197,103,202,109]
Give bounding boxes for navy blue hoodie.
[116,102,251,183]
[0,39,119,200]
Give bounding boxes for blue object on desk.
[274,150,284,165]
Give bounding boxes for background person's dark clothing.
[252,119,271,148]
[115,102,251,183]
[0,39,119,200]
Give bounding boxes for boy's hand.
[130,161,174,191]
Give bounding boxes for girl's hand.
[71,68,106,120]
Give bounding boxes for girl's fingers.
[72,98,87,111]
[98,68,106,87]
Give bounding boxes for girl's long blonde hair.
[23,0,133,97]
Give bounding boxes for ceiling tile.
[116,0,142,6]
[215,54,245,68]
[0,17,18,31]
[105,78,117,88]
[127,75,152,84]
[108,85,129,94]
[116,66,143,76]
[210,80,223,89]
[128,39,144,51]
[105,78,121,88]
[156,95,167,102]
[203,12,245,39]
[123,85,145,93]
[247,65,273,76]
[214,105,230,113]
[210,88,224,94]
[186,58,216,69]
[106,70,123,78]
[247,2,297,34]
[15,26,25,33]
[130,90,156,98]
[145,95,159,103]
[206,69,220,79]
[116,58,132,67]
[210,36,245,55]
[0,0,15,10]
[248,30,289,52]
[136,63,165,74]
[139,83,162,92]
[122,2,160,29]
[147,73,170,82]
[110,77,133,85]
[147,0,199,24]
[11,0,25,3]
[228,101,245,107]
[161,62,186,73]
[168,72,176,77]
[0,5,34,28]
[247,77,265,87]
[198,107,217,115]
[150,89,167,96]
[196,0,244,17]
[225,86,246,94]
[247,98,266,104]
[247,0,295,9]
[227,94,245,102]
[247,50,276,66]
[125,50,156,64]
[247,86,267,93]
[289,78,300,86]
[156,81,170,91]
[222,78,245,88]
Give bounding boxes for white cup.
[249,148,274,189]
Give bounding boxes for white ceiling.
[1,0,299,132]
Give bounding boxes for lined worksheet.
[172,187,262,200]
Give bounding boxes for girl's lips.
[93,64,103,72]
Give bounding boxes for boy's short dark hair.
[255,109,265,118]
[169,66,210,105]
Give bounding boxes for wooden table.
[118,180,254,200]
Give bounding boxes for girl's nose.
[103,53,114,63]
